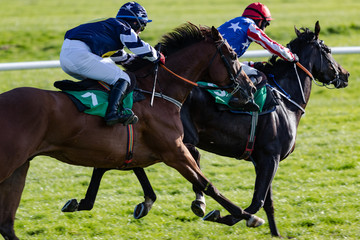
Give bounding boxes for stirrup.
[122,114,138,126]
[105,109,138,126]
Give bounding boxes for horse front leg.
[62,168,110,212]
[165,145,264,228]
[263,184,281,237]
[0,161,30,240]
[184,144,206,217]
[245,156,279,213]
[132,167,157,219]
[243,155,280,235]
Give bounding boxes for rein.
[160,64,199,87]
[296,62,314,80]
[160,63,241,91]
[157,40,243,91]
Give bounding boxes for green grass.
[1,0,360,239]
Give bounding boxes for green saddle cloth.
[197,81,266,112]
[65,83,266,116]
[65,90,134,117]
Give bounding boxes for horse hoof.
[134,202,148,219]
[61,199,79,212]
[191,200,206,217]
[246,215,265,228]
[203,210,220,222]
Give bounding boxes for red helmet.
[242,2,273,21]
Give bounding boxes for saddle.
[54,71,137,92]
[54,73,146,116]
[216,83,279,115]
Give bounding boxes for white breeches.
[60,39,130,85]
[241,63,259,77]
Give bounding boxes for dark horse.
[182,21,349,237]
[61,21,349,237]
[0,23,263,240]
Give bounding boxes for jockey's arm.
[247,24,296,62]
[120,28,159,62]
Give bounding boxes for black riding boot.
[104,79,138,126]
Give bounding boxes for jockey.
[60,1,165,126]
[218,2,298,85]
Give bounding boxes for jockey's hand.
[292,54,299,63]
[242,61,255,67]
[120,54,135,65]
[253,61,267,71]
[157,52,165,65]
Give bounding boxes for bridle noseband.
[313,40,342,88]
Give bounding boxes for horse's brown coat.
[0,23,257,240]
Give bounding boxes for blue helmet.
[116,2,152,31]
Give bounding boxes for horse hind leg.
[62,167,157,220]
[165,144,264,227]
[62,168,111,212]
[0,161,30,240]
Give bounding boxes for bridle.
[273,37,343,113]
[313,40,342,88]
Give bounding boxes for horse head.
[292,21,349,88]
[200,26,257,110]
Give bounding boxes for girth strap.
[240,111,258,159]
[124,124,134,165]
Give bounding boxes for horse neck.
[155,42,215,103]
[273,58,314,115]
[282,40,322,109]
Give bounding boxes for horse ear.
[211,26,222,41]
[294,25,301,37]
[315,21,320,38]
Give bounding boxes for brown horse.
[0,23,262,240]
[61,21,349,237]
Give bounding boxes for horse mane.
[123,23,210,72]
[159,22,207,56]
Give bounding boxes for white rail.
[1,47,359,71]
